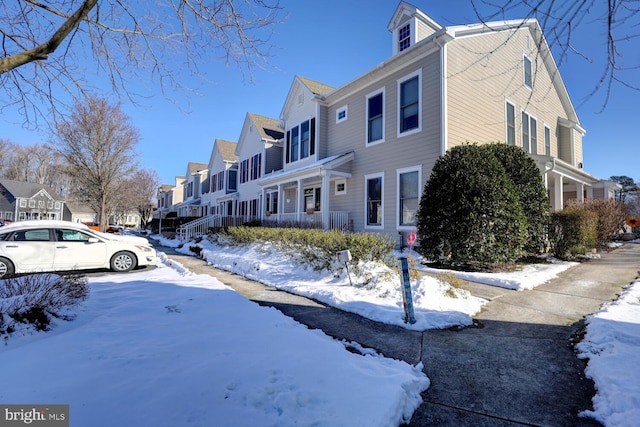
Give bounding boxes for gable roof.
[216,139,238,162]
[186,162,208,175]
[280,75,336,120]
[0,179,61,201]
[297,76,336,96]
[247,113,284,141]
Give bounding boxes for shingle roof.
[247,113,284,141]
[187,162,208,174]
[215,139,238,162]
[298,76,336,96]
[0,179,61,200]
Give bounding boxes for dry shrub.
[565,199,629,245]
[0,273,89,334]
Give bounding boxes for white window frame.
[365,87,385,146]
[364,172,384,230]
[335,178,347,195]
[398,22,412,52]
[521,110,537,154]
[336,105,348,124]
[396,165,421,230]
[505,100,516,146]
[523,54,533,89]
[397,68,422,138]
[544,124,551,156]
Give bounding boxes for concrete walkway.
[155,242,640,426]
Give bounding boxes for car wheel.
[110,251,137,272]
[0,257,15,279]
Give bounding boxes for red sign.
[407,231,416,246]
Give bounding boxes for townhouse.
[162,2,612,240]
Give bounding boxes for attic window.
[298,93,304,104]
[398,23,411,52]
[523,55,533,89]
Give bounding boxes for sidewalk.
[156,243,640,426]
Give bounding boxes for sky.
[2,232,638,425]
[1,1,638,186]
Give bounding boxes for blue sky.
[2,1,638,186]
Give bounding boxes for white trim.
[336,105,348,124]
[523,53,533,90]
[365,87,386,146]
[543,123,552,156]
[364,172,384,230]
[505,99,516,146]
[397,68,422,138]
[396,165,422,230]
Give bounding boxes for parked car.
[0,220,157,278]
[82,222,122,233]
[0,219,12,227]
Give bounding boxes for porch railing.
[177,211,350,242]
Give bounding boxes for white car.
[0,220,157,278]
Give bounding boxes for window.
[290,126,299,162]
[365,173,383,228]
[335,179,346,195]
[523,55,532,89]
[336,106,348,123]
[522,111,529,152]
[228,170,237,192]
[19,199,26,208]
[398,70,421,136]
[544,125,551,156]
[366,89,384,144]
[506,102,516,146]
[300,121,310,159]
[398,23,411,52]
[286,119,315,163]
[521,111,537,154]
[398,167,421,227]
[530,117,537,154]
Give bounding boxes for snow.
[161,235,576,330]
[576,279,640,426]
[3,231,636,426]
[0,261,428,427]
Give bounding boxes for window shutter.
[310,118,316,156]
[286,130,291,163]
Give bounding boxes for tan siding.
[558,125,571,163]
[446,28,569,160]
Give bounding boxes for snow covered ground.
[576,279,640,426]
[2,231,637,426]
[161,234,576,330]
[0,259,428,426]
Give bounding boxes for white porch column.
[277,184,283,222]
[321,170,330,230]
[296,179,303,222]
[553,174,564,211]
[576,182,585,202]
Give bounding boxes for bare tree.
[0,1,285,126]
[51,95,139,231]
[472,0,640,110]
[110,168,160,229]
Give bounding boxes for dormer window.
[398,23,411,51]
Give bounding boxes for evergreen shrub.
[550,210,598,259]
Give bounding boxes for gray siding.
[326,50,442,233]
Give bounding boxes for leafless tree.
[50,95,139,231]
[472,0,640,110]
[0,0,285,127]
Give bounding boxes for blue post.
[399,256,416,324]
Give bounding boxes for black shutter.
[286,130,290,163]
[310,118,316,156]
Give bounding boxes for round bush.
[417,144,528,267]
